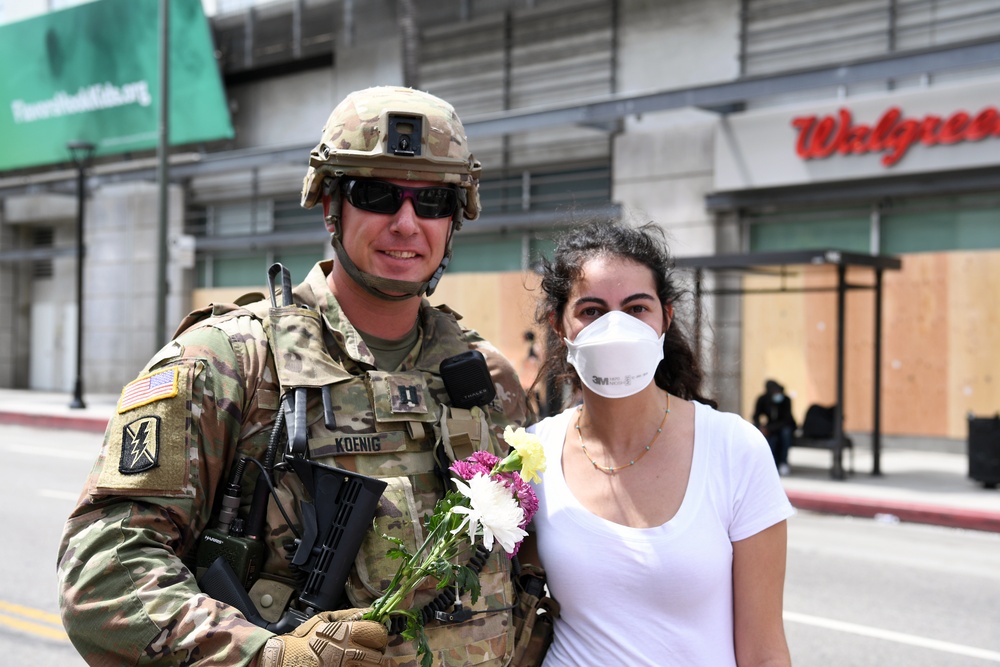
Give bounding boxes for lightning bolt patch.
[119,416,161,474]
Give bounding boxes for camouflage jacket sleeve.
[462,327,532,440]
[56,316,276,666]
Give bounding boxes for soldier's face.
[339,179,452,288]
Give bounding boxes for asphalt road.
[1,422,998,666]
[785,510,1000,666]
[1,424,94,666]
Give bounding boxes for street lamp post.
[67,140,95,410]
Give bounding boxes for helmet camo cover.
[301,86,481,220]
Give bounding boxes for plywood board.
[431,271,542,389]
[742,251,1000,440]
[946,251,1000,436]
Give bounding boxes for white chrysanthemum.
[451,473,528,554]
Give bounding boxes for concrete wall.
[1,194,79,390]
[617,0,740,94]
[228,68,339,149]
[0,212,24,387]
[611,0,742,409]
[224,0,404,152]
[85,182,186,392]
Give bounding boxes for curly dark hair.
[534,218,716,407]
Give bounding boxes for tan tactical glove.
[258,609,387,667]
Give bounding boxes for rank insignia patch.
[117,368,178,413]
[120,416,161,474]
[389,376,428,414]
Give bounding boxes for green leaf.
[403,615,432,667]
[429,559,453,581]
[383,533,407,548]
[397,610,420,641]
[456,565,482,604]
[385,547,410,560]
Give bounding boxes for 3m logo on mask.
[591,373,649,387]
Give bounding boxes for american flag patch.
[117,368,179,414]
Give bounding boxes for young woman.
[523,220,794,667]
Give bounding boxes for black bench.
[792,404,854,479]
[791,433,854,479]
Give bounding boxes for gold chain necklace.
[575,394,671,475]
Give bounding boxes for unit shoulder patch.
[119,415,161,474]
[97,361,195,496]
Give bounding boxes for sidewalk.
[2,388,998,533]
[783,446,1000,533]
[0,387,117,433]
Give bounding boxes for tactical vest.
[184,278,516,666]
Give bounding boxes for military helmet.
[301,86,481,221]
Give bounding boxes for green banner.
[0,0,233,172]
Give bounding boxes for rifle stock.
[199,460,387,633]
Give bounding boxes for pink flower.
[450,450,499,480]
[508,474,539,529]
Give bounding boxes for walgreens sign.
[791,106,1000,167]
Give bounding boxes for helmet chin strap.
[324,187,455,302]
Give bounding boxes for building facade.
[1,0,998,447]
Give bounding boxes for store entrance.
[27,223,76,392]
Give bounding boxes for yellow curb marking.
[0,600,69,642]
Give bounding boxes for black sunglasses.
[340,178,459,219]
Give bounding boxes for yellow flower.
[502,426,546,484]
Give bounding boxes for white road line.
[785,611,1000,662]
[1,444,96,460]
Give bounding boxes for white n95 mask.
[565,310,665,398]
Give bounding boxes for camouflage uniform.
[57,260,529,666]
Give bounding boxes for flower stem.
[367,515,459,622]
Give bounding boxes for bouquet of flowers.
[362,425,545,666]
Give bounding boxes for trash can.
[967,414,1000,489]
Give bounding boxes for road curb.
[786,489,1000,533]
[0,411,109,434]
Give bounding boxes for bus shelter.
[674,249,903,479]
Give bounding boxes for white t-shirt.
[529,401,794,667]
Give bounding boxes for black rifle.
[199,458,386,633]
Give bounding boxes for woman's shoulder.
[693,399,750,424]
[693,400,768,447]
[528,406,577,438]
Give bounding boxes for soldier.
[57,86,530,667]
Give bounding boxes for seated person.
[753,379,796,475]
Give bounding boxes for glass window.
[478,163,611,216]
[449,233,556,273]
[274,249,321,283]
[748,210,869,253]
[196,249,321,288]
[209,200,273,236]
[881,196,1000,254]
[274,197,317,233]
[210,253,268,288]
[450,234,524,272]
